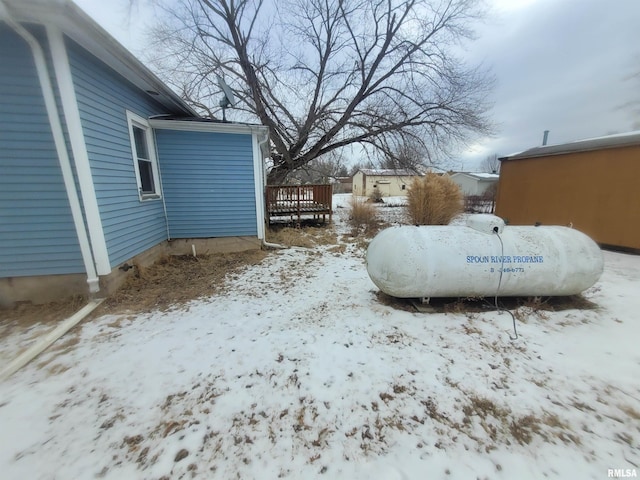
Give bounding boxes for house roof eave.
[4,0,198,117]
[149,118,269,136]
[501,130,640,162]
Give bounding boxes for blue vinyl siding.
[155,130,258,238]
[0,26,84,277]
[65,37,170,268]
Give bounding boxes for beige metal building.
[352,169,422,197]
[496,131,640,251]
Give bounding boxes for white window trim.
[126,111,161,201]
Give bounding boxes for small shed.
[449,172,499,196]
[333,176,353,194]
[352,169,422,197]
[495,131,640,251]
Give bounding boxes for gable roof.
[359,168,421,176]
[500,130,640,161]
[2,0,197,117]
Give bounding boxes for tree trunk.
[266,165,290,185]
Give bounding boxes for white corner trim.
[252,133,267,240]
[152,130,171,241]
[47,26,111,276]
[4,15,99,291]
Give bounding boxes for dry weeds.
[347,196,383,237]
[0,295,87,334]
[327,244,347,255]
[1,249,270,331]
[509,414,542,445]
[266,225,337,248]
[618,404,640,421]
[406,173,463,225]
[96,250,268,315]
[375,292,599,318]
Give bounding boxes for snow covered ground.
[1,194,639,479]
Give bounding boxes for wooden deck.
[266,184,333,223]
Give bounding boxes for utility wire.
[494,228,518,341]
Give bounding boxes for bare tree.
[348,160,376,176]
[621,66,640,130]
[378,138,429,173]
[292,152,349,184]
[148,0,493,184]
[481,153,500,173]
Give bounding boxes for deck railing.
[266,184,333,222]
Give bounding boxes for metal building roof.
[358,169,421,176]
[500,130,640,161]
[450,172,499,180]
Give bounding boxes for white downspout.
[0,4,100,293]
[253,128,287,250]
[153,131,172,241]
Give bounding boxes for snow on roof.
[501,130,640,161]
[571,129,640,143]
[468,172,499,179]
[359,168,421,176]
[451,172,499,180]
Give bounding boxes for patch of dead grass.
[266,225,337,248]
[618,404,640,421]
[2,249,272,329]
[419,392,583,449]
[96,250,268,315]
[347,197,387,237]
[327,244,346,255]
[0,295,87,335]
[268,227,315,248]
[48,335,81,353]
[374,293,598,317]
[509,414,542,445]
[463,395,510,420]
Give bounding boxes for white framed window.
[126,111,160,200]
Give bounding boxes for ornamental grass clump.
[407,173,463,225]
[348,195,379,235]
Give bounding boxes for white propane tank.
[366,214,603,298]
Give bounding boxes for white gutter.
[262,239,288,250]
[252,128,268,241]
[0,2,100,293]
[252,128,287,250]
[149,119,263,135]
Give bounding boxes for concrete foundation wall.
[0,274,89,308]
[0,236,261,306]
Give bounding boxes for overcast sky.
[74,0,640,172]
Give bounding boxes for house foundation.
[0,236,262,307]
